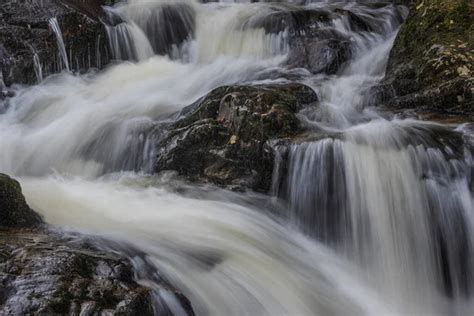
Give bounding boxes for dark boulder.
[256,7,353,75]
[373,0,473,118]
[154,84,318,191]
[293,39,352,75]
[0,174,42,229]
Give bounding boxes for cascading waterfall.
[105,0,289,63]
[0,1,473,315]
[276,123,473,309]
[270,1,474,314]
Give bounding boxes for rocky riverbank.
[0,174,194,315]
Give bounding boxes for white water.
[1,1,473,315]
[21,173,391,315]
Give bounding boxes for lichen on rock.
[376,0,473,117]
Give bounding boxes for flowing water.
[1,0,473,315]
[48,17,71,72]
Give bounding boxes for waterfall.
[33,53,43,83]
[1,1,473,315]
[103,0,288,63]
[277,123,473,305]
[48,17,70,72]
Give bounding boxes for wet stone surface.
[0,173,194,315]
[154,83,318,192]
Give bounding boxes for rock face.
[0,173,194,315]
[0,0,111,86]
[374,0,473,118]
[154,84,318,192]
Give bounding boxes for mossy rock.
[0,174,43,229]
[389,0,473,84]
[378,0,473,116]
[155,84,318,191]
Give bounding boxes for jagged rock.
[0,0,111,86]
[0,174,194,315]
[154,84,318,191]
[372,0,473,118]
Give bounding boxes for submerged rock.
[373,0,473,118]
[154,84,318,191]
[0,173,194,315]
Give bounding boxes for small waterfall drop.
[33,53,43,83]
[104,0,289,63]
[48,17,70,72]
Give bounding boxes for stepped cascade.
[0,0,472,315]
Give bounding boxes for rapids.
[0,0,472,315]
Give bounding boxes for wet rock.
[154,84,318,191]
[0,174,194,315]
[57,0,121,25]
[0,174,42,229]
[0,0,111,86]
[374,0,473,117]
[0,232,156,315]
[258,8,353,75]
[304,39,352,75]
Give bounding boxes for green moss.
[390,0,473,88]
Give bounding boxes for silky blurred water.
[1,1,472,315]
